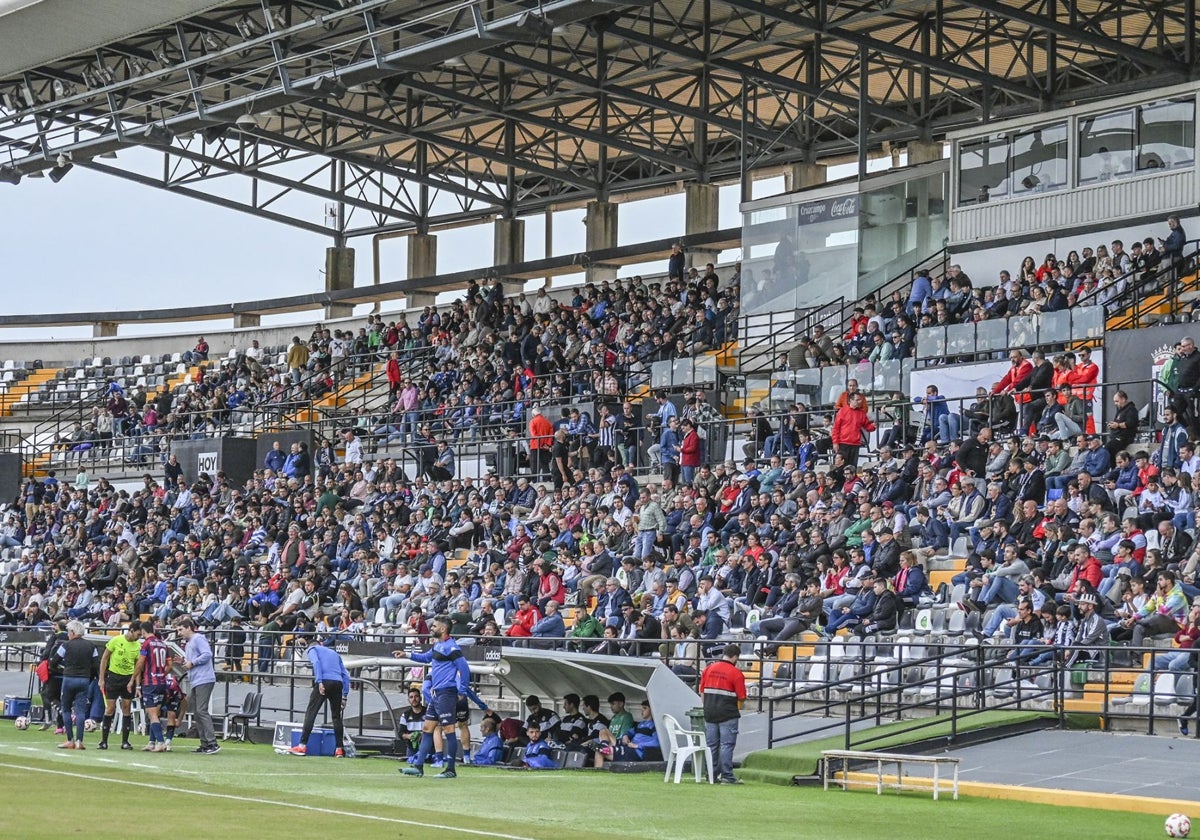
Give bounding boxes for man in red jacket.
[528,408,555,480]
[993,350,1033,402]
[679,418,703,484]
[700,643,747,784]
[832,392,875,468]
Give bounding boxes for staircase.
[1103,265,1200,331]
[0,367,60,416]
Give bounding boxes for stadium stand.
[5,215,1200,743]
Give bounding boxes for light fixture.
[235,112,260,129]
[442,56,465,68]
[143,123,174,145]
[1021,174,1040,190]
[552,24,571,35]
[204,33,220,51]
[312,75,348,99]
[97,67,114,85]
[0,166,20,185]
[52,79,74,98]
[155,49,172,67]
[99,150,118,159]
[48,163,72,183]
[236,16,261,39]
[129,58,147,76]
[55,152,71,167]
[201,124,230,143]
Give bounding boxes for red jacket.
[680,430,703,467]
[1069,556,1103,590]
[529,413,554,450]
[386,358,402,386]
[994,360,1033,402]
[832,405,875,447]
[505,605,542,638]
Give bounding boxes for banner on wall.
[1151,342,1177,423]
[908,350,1106,427]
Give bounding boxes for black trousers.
[300,679,345,750]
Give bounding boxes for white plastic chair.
[661,713,713,784]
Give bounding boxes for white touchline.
[0,762,538,840]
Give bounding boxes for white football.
[83,718,98,732]
[1166,813,1191,838]
[13,716,29,730]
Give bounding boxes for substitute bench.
[822,749,960,801]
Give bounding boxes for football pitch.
[0,727,1169,839]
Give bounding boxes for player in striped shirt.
[133,620,171,752]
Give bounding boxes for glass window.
[1138,99,1195,172]
[915,325,946,360]
[958,134,1010,205]
[1078,109,1135,184]
[1038,309,1071,345]
[1010,122,1068,195]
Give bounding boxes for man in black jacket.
[1105,389,1140,458]
[1018,351,1055,434]
[957,427,992,477]
[855,577,899,636]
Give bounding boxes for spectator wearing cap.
[1068,591,1111,666]
[822,570,878,637]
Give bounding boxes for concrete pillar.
[324,246,356,320]
[233,313,261,329]
[405,291,437,310]
[684,182,721,270]
[584,200,618,283]
[493,217,525,272]
[404,234,439,310]
[407,233,438,280]
[93,321,118,338]
[783,162,827,193]
[907,140,944,166]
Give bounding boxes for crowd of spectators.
[52,265,740,470]
[780,217,1185,370]
[6,226,1200,729]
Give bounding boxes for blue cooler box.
[290,728,336,756]
[4,696,31,717]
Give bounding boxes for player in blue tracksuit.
[395,615,471,779]
[470,717,504,766]
[522,722,557,769]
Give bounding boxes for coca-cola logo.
[795,195,859,225]
[830,198,858,217]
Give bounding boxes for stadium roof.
[0,0,1193,239]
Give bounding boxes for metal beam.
[398,77,697,173]
[956,0,1187,73]
[79,160,333,237]
[717,0,1043,101]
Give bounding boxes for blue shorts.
[423,688,458,726]
[455,696,470,723]
[160,695,181,714]
[140,685,166,708]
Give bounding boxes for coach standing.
[289,636,350,757]
[178,617,220,754]
[699,642,747,785]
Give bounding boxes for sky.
[0,146,753,341]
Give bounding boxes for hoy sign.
[197,452,219,475]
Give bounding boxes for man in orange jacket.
[528,407,554,480]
